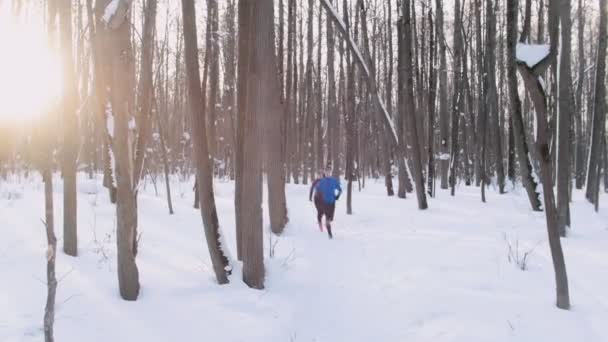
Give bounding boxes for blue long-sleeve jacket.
[309,177,342,204]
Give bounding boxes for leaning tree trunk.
[181,0,231,284]
[321,0,418,206]
[517,53,570,310]
[507,0,542,211]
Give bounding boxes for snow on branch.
[516,43,550,69]
[102,0,134,29]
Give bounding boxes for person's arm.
[309,179,319,201]
[335,181,342,200]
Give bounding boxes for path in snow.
[1,175,607,342]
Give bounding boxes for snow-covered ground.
[1,174,607,342]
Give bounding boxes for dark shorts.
[314,195,336,221]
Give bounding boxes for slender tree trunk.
[436,0,450,190]
[401,1,427,209]
[585,0,607,206]
[557,0,573,236]
[42,168,57,342]
[344,0,355,214]
[182,0,230,284]
[265,0,289,235]
[207,0,220,162]
[60,0,78,257]
[235,0,251,260]
[327,0,339,177]
[427,5,436,198]
[449,0,463,196]
[154,96,174,215]
[574,0,586,189]
[487,0,506,194]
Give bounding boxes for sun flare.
[0,3,62,123]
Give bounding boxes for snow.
[516,44,550,68]
[105,106,114,138]
[102,0,120,25]
[1,175,608,341]
[437,152,451,161]
[128,117,136,130]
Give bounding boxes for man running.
[309,171,342,239]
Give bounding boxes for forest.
[0,0,607,341]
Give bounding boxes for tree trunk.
[60,0,78,257]
[96,0,141,301]
[400,2,427,209]
[181,0,230,284]
[574,0,586,189]
[517,57,570,310]
[235,0,252,260]
[207,0,220,162]
[507,0,542,211]
[556,0,573,236]
[326,0,339,177]
[585,0,607,207]
[344,0,355,215]
[436,0,450,190]
[42,168,57,342]
[487,0,506,194]
[427,5,436,198]
[265,0,289,235]
[240,0,271,290]
[449,0,463,196]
